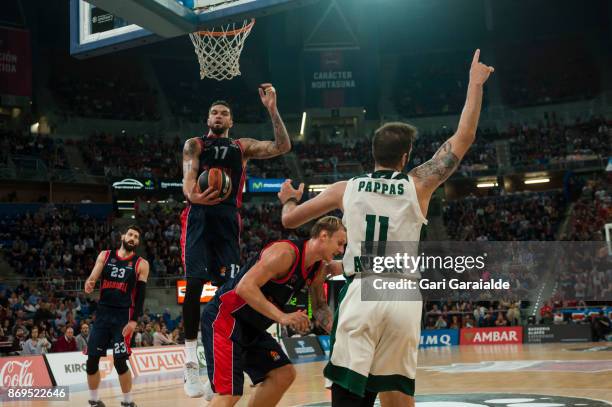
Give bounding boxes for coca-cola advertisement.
[0,356,53,393]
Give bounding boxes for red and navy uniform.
[201,239,322,396]
[87,250,142,357]
[180,135,246,285]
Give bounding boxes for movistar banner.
[248,178,287,193]
[420,329,459,348]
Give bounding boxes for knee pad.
[114,356,130,375]
[86,355,100,375]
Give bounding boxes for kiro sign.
[419,329,459,348]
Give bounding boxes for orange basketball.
[198,168,232,200]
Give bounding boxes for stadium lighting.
[524,178,550,185]
[309,184,330,192]
[300,112,307,136]
[476,182,498,188]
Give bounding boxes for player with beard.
[180,84,291,397]
[84,225,150,407]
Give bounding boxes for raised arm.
[234,243,310,332]
[410,49,494,214]
[84,251,108,294]
[240,84,291,160]
[278,180,346,229]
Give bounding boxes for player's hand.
[279,310,310,333]
[313,308,333,334]
[188,185,222,205]
[469,49,494,86]
[122,320,137,337]
[84,278,96,294]
[259,83,277,111]
[278,179,304,204]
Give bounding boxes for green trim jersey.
[342,170,427,276]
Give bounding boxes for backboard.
[70,0,318,58]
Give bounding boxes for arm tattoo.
[244,110,290,159]
[182,139,199,177]
[412,141,460,186]
[311,282,332,331]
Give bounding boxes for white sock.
[89,389,99,401]
[123,392,132,403]
[185,339,198,365]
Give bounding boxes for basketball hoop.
[189,19,255,81]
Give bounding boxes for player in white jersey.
[277,50,494,407]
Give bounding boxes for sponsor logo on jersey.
[270,351,281,361]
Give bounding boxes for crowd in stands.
[507,115,610,170]
[423,300,523,330]
[49,56,160,121]
[2,205,111,284]
[496,41,599,108]
[392,51,478,118]
[0,279,185,356]
[443,190,565,241]
[153,59,268,124]
[0,130,69,171]
[79,132,183,179]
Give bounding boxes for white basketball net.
[189,19,255,81]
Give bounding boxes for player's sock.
[89,389,99,401]
[185,339,198,365]
[122,392,132,403]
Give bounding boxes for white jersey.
[342,170,427,276]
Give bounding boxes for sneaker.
[203,378,215,402]
[88,401,105,407]
[120,402,137,407]
[183,361,205,398]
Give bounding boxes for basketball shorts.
[86,305,132,357]
[180,203,241,285]
[201,292,291,396]
[324,275,422,397]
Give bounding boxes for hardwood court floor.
[11,343,612,406]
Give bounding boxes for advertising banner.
[44,351,120,386]
[176,280,217,304]
[303,49,364,108]
[0,27,31,97]
[282,337,324,360]
[129,346,185,377]
[420,329,459,348]
[248,178,287,193]
[0,355,53,391]
[524,324,592,344]
[317,335,330,356]
[111,178,155,191]
[460,327,523,345]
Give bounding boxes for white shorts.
[324,275,422,396]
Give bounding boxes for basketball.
[198,168,232,200]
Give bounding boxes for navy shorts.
[201,292,291,396]
[86,305,132,357]
[180,204,241,285]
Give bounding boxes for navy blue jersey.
[98,250,142,310]
[197,135,246,208]
[214,239,322,331]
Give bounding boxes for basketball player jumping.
[278,50,494,407]
[84,225,150,407]
[181,84,292,397]
[201,216,345,407]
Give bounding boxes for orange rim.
[193,19,255,37]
